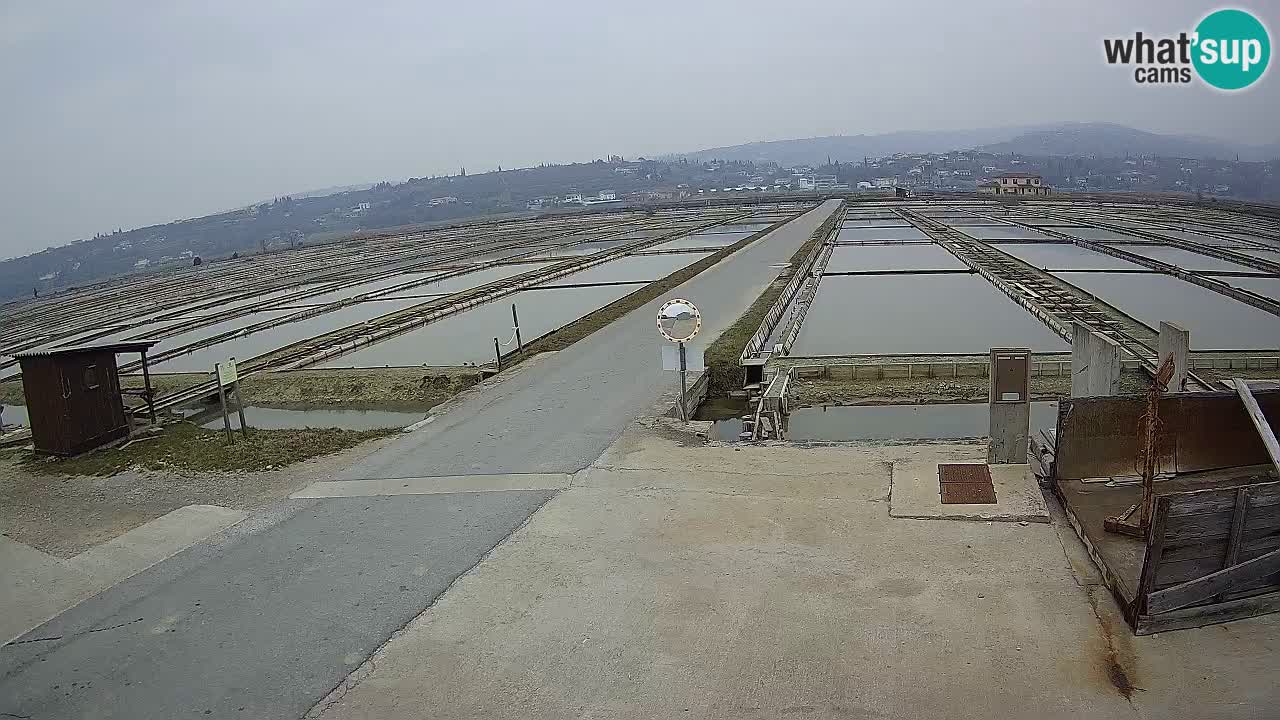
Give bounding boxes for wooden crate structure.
[1135,482,1280,633]
[15,341,158,456]
[1054,389,1280,633]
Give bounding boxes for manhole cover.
[939,463,992,484]
[939,463,997,505]
[940,483,998,504]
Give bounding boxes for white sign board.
[215,358,238,387]
[660,344,704,372]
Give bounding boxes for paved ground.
[312,424,1280,720]
[0,201,842,719]
[0,492,554,719]
[1,505,246,645]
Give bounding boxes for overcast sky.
[1,0,1276,259]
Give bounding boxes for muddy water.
[317,283,645,367]
[959,226,1056,241]
[1056,272,1280,350]
[993,243,1143,271]
[785,401,1060,442]
[695,397,749,441]
[837,227,928,242]
[825,244,967,273]
[1063,227,1147,242]
[648,233,748,251]
[1109,244,1262,273]
[160,252,711,372]
[540,252,711,286]
[792,274,1069,355]
[1227,276,1280,301]
[1,403,28,427]
[704,401,1059,442]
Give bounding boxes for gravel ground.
[0,427,406,558]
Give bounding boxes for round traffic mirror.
[657,298,701,343]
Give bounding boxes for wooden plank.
[1161,538,1230,564]
[1218,488,1251,601]
[1164,479,1278,516]
[1146,546,1280,614]
[1161,532,1280,565]
[1224,572,1280,599]
[1138,588,1280,635]
[1245,505,1280,536]
[1137,497,1172,615]
[1165,503,1280,543]
[1156,554,1230,589]
[1233,378,1280,474]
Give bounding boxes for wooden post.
[140,348,157,424]
[233,381,249,439]
[215,362,233,444]
[1233,378,1280,473]
[512,303,523,353]
[677,342,688,422]
[494,337,502,371]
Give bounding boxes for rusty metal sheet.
[939,464,997,504]
[939,463,993,484]
[990,349,1030,403]
[1055,396,1165,480]
[1171,395,1271,474]
[941,483,998,504]
[1055,390,1280,480]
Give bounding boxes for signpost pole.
[658,298,701,423]
[678,342,688,421]
[215,362,233,444]
[228,358,248,439]
[233,386,248,439]
[512,303,523,353]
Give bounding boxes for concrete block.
[989,402,1030,464]
[889,461,1049,522]
[1159,321,1190,392]
[1071,323,1120,398]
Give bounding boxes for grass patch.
[501,212,802,362]
[2,368,483,412]
[0,379,24,405]
[19,422,397,476]
[702,207,842,394]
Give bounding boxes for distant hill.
[674,122,1280,165]
[669,126,1054,166]
[0,159,750,301]
[978,123,1280,162]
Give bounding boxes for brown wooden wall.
[19,350,128,456]
[1136,482,1280,632]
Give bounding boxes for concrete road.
[338,199,842,479]
[0,200,841,720]
[0,492,554,719]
